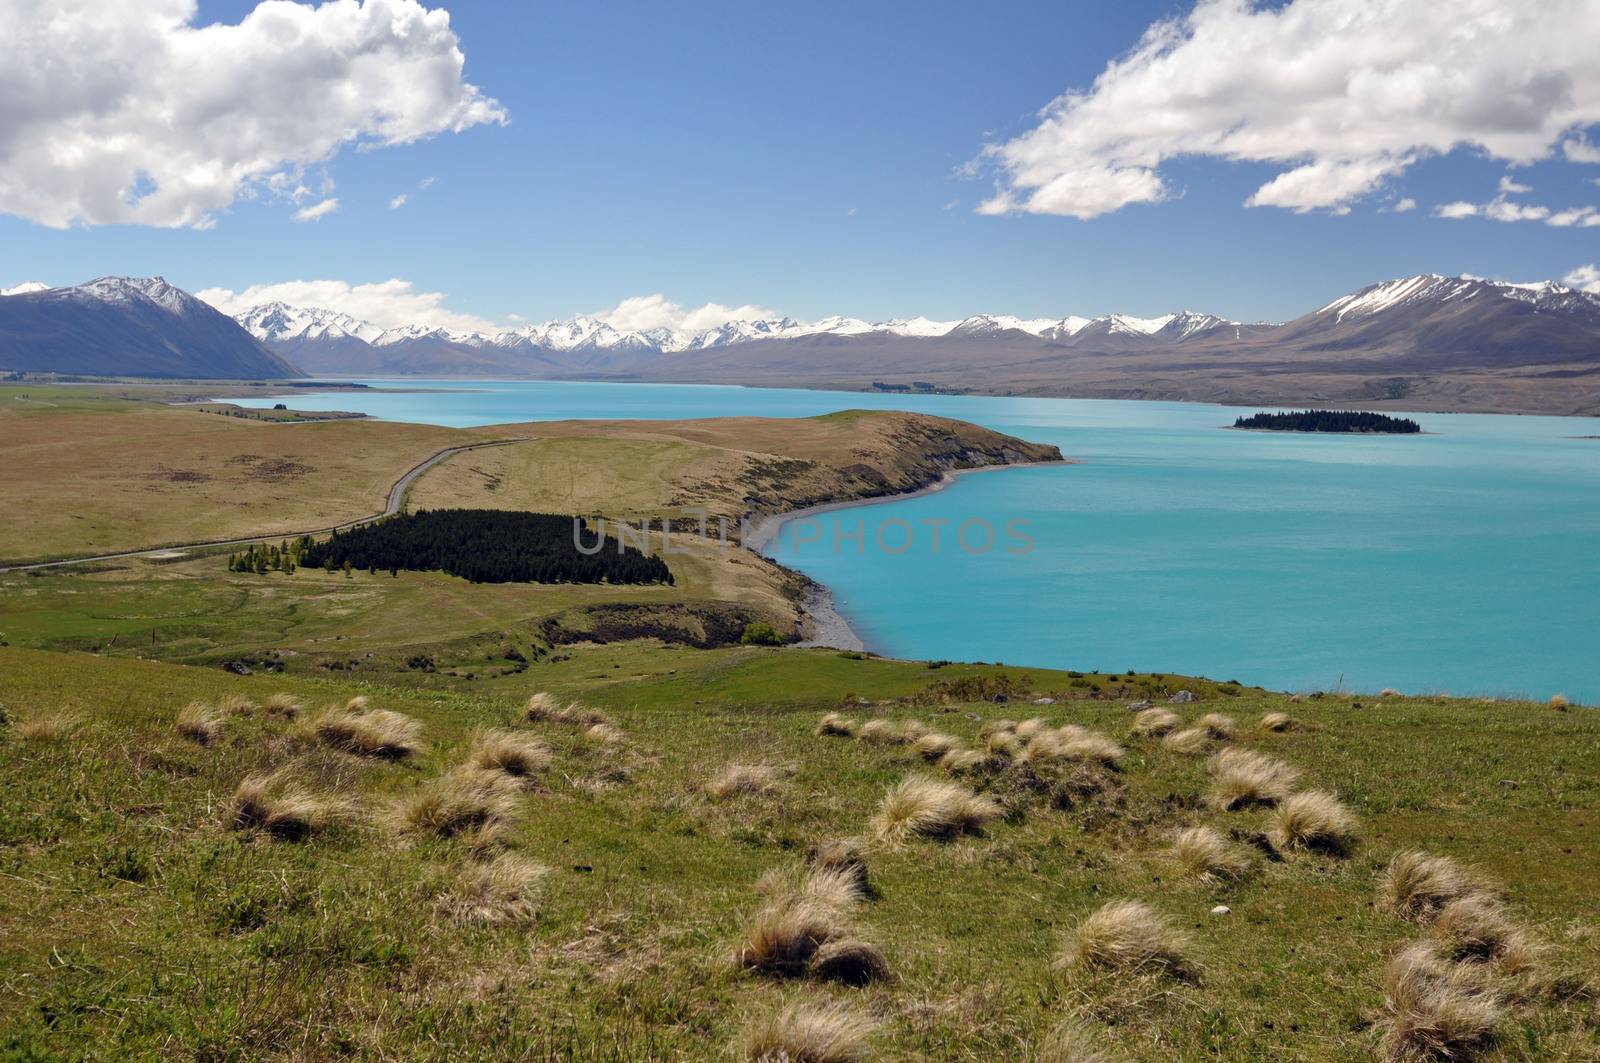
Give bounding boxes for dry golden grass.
[871,775,1000,842]
[1208,748,1301,810]
[1380,688,1403,698]
[939,748,988,774]
[400,768,523,839]
[263,692,302,720]
[442,852,548,924]
[1058,900,1194,979]
[1060,733,1126,768]
[1270,790,1359,856]
[740,999,875,1063]
[1259,711,1301,732]
[1549,694,1570,711]
[913,731,959,761]
[526,692,614,728]
[523,691,561,720]
[735,897,842,978]
[1432,896,1539,972]
[809,938,892,987]
[816,712,857,737]
[1131,707,1181,736]
[311,703,423,760]
[985,730,1023,758]
[175,701,222,746]
[757,864,864,914]
[230,774,333,841]
[1014,717,1048,740]
[344,696,370,711]
[978,718,1018,738]
[736,864,889,987]
[806,840,869,898]
[1196,712,1237,740]
[15,711,83,742]
[1036,1018,1121,1063]
[1381,852,1484,923]
[584,722,625,745]
[1379,942,1503,1061]
[218,695,257,718]
[1172,825,1253,883]
[470,729,552,779]
[1161,727,1211,755]
[707,763,782,800]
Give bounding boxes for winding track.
[0,438,527,574]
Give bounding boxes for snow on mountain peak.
[1,281,49,297]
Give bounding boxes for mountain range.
[0,277,299,379]
[3,274,1598,414]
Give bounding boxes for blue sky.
[3,0,1598,327]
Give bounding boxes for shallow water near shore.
[234,380,1600,701]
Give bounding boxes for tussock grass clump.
[940,748,988,774]
[913,731,959,761]
[816,712,857,737]
[1131,707,1181,736]
[806,839,869,897]
[176,701,222,745]
[1195,712,1237,740]
[1379,942,1503,1061]
[1549,694,1570,711]
[737,867,888,986]
[524,691,561,719]
[978,718,1018,738]
[1381,852,1483,923]
[857,718,925,745]
[1058,900,1194,979]
[1036,1019,1121,1063]
[1259,711,1300,732]
[1161,727,1211,755]
[312,703,422,760]
[758,864,864,913]
[344,695,370,711]
[471,729,552,779]
[585,722,625,745]
[263,692,302,719]
[1060,733,1125,768]
[986,730,1023,758]
[230,774,331,841]
[735,898,842,977]
[1172,825,1253,882]
[219,695,257,718]
[1270,790,1358,856]
[707,763,781,800]
[401,768,522,839]
[1432,896,1538,971]
[526,692,612,728]
[809,939,892,987]
[1379,688,1402,698]
[443,852,547,924]
[1014,717,1048,740]
[16,712,83,742]
[740,1000,875,1063]
[872,775,1000,842]
[1208,748,1301,810]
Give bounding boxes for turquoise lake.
[234,380,1600,702]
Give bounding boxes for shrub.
[816,712,857,737]
[1380,852,1482,923]
[312,703,422,760]
[1379,942,1502,1061]
[1271,790,1358,856]
[443,852,547,924]
[707,763,781,800]
[741,621,783,646]
[471,729,552,779]
[1131,708,1181,736]
[1172,825,1253,882]
[740,1000,875,1062]
[176,701,222,745]
[230,774,331,841]
[1058,900,1193,978]
[872,775,999,842]
[400,768,522,839]
[1161,727,1211,755]
[1208,748,1301,810]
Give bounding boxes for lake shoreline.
[746,458,1073,651]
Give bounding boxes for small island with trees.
[228,509,673,585]
[1231,409,1422,434]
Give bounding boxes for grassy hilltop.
[1,645,1596,1060]
[1,386,1596,1061]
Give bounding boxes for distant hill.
[0,277,302,379]
[227,274,1600,414]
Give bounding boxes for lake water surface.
[234,380,1600,701]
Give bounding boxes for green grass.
[2,644,1596,1060]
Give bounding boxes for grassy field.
[1,644,1596,1061]
[0,385,471,564]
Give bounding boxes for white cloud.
[0,0,504,229]
[1391,197,1417,212]
[1563,265,1600,293]
[593,294,782,332]
[1566,137,1600,164]
[420,176,438,190]
[1435,201,1481,219]
[1547,206,1600,227]
[1437,190,1598,226]
[978,0,1600,218]
[292,197,339,223]
[389,194,409,210]
[196,278,497,332]
[1498,175,1533,195]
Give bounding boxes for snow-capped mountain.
[0,277,301,379]
[1,281,49,297]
